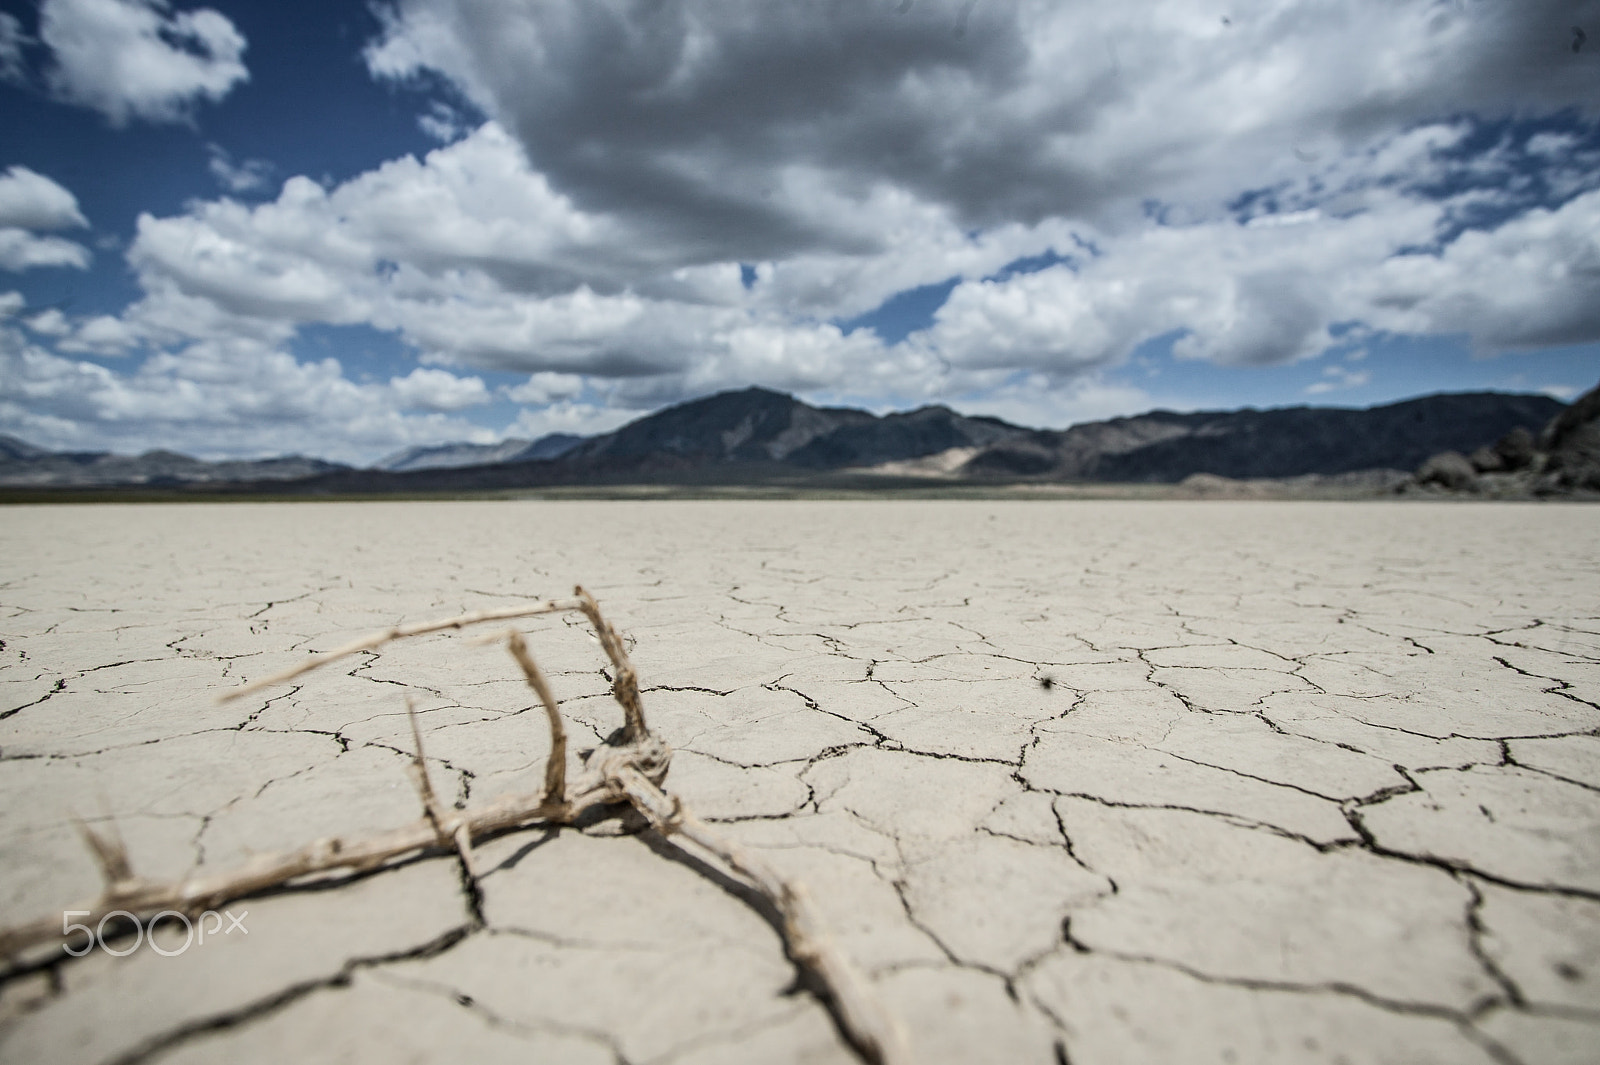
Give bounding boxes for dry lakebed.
[0,499,1597,1065]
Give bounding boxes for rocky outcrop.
[1405,379,1600,497]
[1416,451,1481,491]
[1541,381,1600,490]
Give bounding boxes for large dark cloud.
[368,0,1600,258]
[371,0,1035,258]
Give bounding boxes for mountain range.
[0,435,346,487]
[0,386,1573,492]
[963,391,1567,481]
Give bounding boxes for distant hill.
[0,386,1575,492]
[375,432,583,472]
[963,392,1567,482]
[0,436,349,487]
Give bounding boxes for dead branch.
[574,584,649,742]
[0,589,910,1065]
[613,766,912,1065]
[504,629,569,812]
[405,698,477,876]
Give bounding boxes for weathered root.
[0,588,911,1065]
[614,766,911,1064]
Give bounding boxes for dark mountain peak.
[731,385,794,400]
[687,385,805,414]
[633,387,803,427]
[562,386,1031,470]
[569,386,819,464]
[1094,408,1211,429]
[663,385,798,410]
[894,403,957,418]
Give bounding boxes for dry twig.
[0,587,911,1065]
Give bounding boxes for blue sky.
[1,0,1597,463]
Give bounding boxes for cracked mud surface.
[1,499,1597,1065]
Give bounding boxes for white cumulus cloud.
[57,313,142,355]
[39,0,247,125]
[389,366,489,411]
[0,167,87,232]
[0,229,91,271]
[0,314,499,463]
[0,166,91,271]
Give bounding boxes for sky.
[1,0,1598,464]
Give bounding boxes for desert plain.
[0,498,1597,1065]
